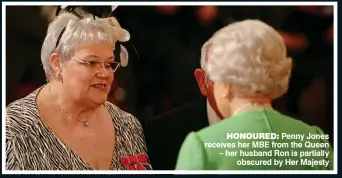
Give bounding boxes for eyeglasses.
[70,57,120,72]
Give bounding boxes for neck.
[47,81,94,121]
[206,100,220,125]
[229,97,273,116]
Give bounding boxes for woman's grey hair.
[41,12,130,81]
[202,19,292,99]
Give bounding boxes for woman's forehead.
[76,42,113,52]
[73,43,114,58]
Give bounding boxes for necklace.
[48,84,94,127]
[231,102,271,116]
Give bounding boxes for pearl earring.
[56,70,63,83]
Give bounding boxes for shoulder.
[181,132,205,149]
[7,90,37,113]
[104,101,142,128]
[176,131,208,170]
[6,85,41,115]
[264,109,320,132]
[6,92,40,139]
[147,97,207,126]
[104,102,149,154]
[196,109,324,139]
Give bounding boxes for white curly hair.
[41,12,130,81]
[202,19,292,99]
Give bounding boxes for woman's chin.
[90,96,108,105]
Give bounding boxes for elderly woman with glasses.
[175,20,333,170]
[6,10,152,170]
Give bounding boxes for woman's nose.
[96,66,112,78]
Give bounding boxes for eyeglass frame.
[70,57,121,73]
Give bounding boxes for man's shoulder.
[148,97,207,126]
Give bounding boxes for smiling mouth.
[91,84,107,91]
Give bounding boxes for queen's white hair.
[202,19,292,99]
[41,12,130,81]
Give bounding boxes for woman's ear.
[50,53,64,82]
[194,69,208,96]
[49,53,62,73]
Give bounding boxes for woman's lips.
[91,84,107,91]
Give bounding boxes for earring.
[56,70,63,83]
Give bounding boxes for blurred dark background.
[6,5,334,143]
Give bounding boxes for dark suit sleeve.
[144,111,187,170]
[144,98,208,170]
[145,119,162,169]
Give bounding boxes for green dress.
[175,109,334,170]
